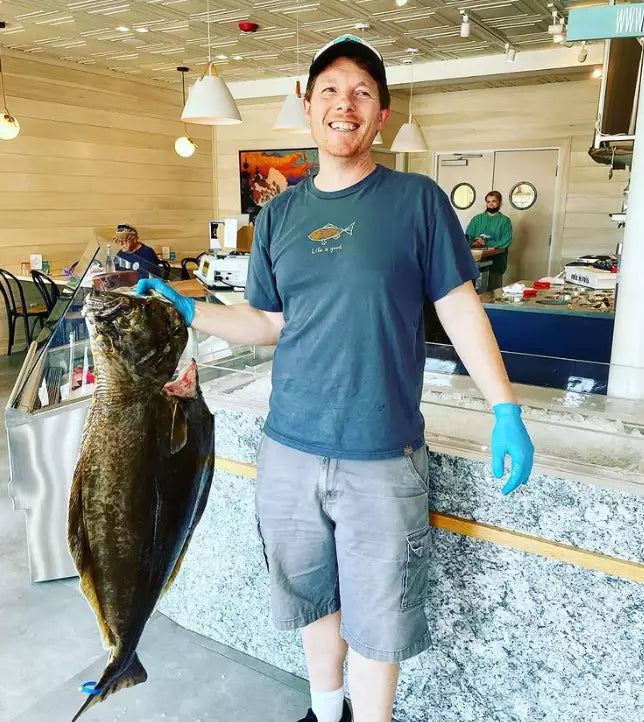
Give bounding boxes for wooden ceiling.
[0,0,584,88]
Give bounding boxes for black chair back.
[0,268,49,354]
[31,269,60,312]
[157,259,171,281]
[180,257,201,280]
[0,268,28,317]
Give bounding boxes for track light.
[505,43,516,63]
[553,32,565,44]
[578,42,588,63]
[460,14,470,38]
[548,9,565,36]
[395,0,409,6]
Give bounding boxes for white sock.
[310,686,345,722]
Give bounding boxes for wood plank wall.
[407,79,627,267]
[214,100,407,217]
[0,52,214,354]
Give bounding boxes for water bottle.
[105,244,114,273]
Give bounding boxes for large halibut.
[68,290,214,720]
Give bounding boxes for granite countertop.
[198,358,644,497]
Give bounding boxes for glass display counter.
[3,240,239,582]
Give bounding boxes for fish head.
[84,291,188,385]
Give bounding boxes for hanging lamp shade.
[372,131,383,145]
[0,112,20,141]
[390,120,427,153]
[273,81,309,132]
[181,62,241,125]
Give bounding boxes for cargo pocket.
[401,526,431,610]
[255,514,270,573]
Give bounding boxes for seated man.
[114,224,161,277]
[466,191,512,291]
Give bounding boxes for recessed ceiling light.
[232,55,243,61]
[135,27,149,33]
[116,26,129,32]
[216,54,228,60]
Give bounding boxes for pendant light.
[0,45,20,141]
[391,51,427,153]
[181,0,241,125]
[174,67,198,157]
[273,0,308,131]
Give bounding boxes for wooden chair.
[31,269,60,312]
[0,269,49,355]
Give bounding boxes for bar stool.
[0,268,49,355]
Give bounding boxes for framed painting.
[239,147,319,222]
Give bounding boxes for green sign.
[567,4,644,41]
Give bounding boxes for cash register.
[194,251,249,290]
[194,218,250,291]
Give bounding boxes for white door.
[436,153,495,230]
[492,149,558,283]
[436,149,558,284]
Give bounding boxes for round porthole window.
[510,182,537,210]
[450,182,476,210]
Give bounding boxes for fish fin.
[344,221,355,236]
[170,400,188,454]
[71,653,148,721]
[67,466,114,651]
[162,540,191,596]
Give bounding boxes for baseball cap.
[308,34,387,88]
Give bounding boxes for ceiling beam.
[228,43,604,100]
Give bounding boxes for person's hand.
[136,278,195,327]
[472,238,485,248]
[491,403,534,495]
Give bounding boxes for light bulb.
[174,135,197,157]
[578,44,588,63]
[506,47,517,63]
[592,68,603,79]
[553,33,565,44]
[0,113,20,141]
[395,0,408,6]
[460,16,470,38]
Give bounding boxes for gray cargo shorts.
[255,434,432,663]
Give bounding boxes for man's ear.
[378,107,392,129]
[303,97,312,121]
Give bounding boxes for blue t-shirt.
[115,244,161,278]
[245,164,479,460]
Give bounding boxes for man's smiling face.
[304,57,390,160]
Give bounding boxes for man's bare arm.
[434,281,516,407]
[191,301,285,346]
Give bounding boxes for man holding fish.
[139,34,534,722]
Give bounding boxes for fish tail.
[343,221,355,236]
[71,653,147,721]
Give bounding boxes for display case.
[3,240,237,582]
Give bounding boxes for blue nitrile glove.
[491,402,534,495]
[136,278,195,327]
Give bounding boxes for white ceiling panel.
[0,0,591,90]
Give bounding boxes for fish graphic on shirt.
[308,222,355,244]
